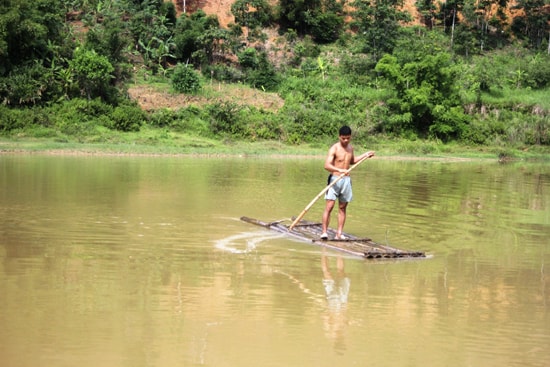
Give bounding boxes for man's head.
[339,126,352,136]
[338,125,352,147]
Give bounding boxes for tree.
[278,0,321,35]
[0,0,65,75]
[245,51,280,90]
[375,51,469,140]
[444,0,512,54]
[435,0,465,49]
[192,27,232,66]
[85,10,130,63]
[139,35,176,75]
[0,0,75,105]
[351,0,412,61]
[231,0,272,40]
[174,10,222,66]
[416,0,438,29]
[511,0,550,50]
[306,9,344,44]
[69,47,114,100]
[126,0,178,74]
[278,0,345,42]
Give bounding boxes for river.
[0,154,548,367]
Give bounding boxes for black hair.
[339,125,352,136]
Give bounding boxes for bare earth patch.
[127,84,284,112]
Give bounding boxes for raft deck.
[240,216,426,259]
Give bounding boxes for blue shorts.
[325,175,353,202]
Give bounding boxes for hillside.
[171,0,421,28]
[172,0,235,28]
[170,0,533,30]
[127,0,422,111]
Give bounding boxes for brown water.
[0,155,549,367]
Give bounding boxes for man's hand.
[366,151,375,158]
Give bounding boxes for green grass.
[0,128,325,157]
[3,128,549,161]
[483,88,550,110]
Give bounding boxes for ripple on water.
[213,230,286,254]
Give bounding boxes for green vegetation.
[171,63,202,93]
[0,0,548,159]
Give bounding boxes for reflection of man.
[321,252,350,310]
[321,250,350,354]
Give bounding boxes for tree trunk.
[450,7,456,50]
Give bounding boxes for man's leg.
[321,199,336,238]
[336,201,348,239]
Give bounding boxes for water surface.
[1,155,548,367]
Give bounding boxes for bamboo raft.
[240,216,426,259]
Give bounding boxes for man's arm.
[352,150,375,164]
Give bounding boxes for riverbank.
[2,135,549,163]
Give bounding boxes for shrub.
[207,102,248,137]
[294,37,321,59]
[506,115,550,145]
[0,107,22,132]
[205,64,245,83]
[47,98,109,136]
[0,64,51,106]
[526,54,550,89]
[172,63,202,93]
[240,107,280,140]
[339,54,377,84]
[149,109,177,128]
[110,104,146,132]
[308,12,344,44]
[245,52,280,91]
[170,106,212,136]
[238,48,259,69]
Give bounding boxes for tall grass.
[483,88,550,110]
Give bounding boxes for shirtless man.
[321,126,375,240]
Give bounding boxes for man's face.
[339,134,351,147]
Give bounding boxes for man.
[321,126,375,240]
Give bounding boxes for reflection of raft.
[240,217,426,259]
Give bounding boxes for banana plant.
[509,68,527,89]
[317,56,327,81]
[152,36,176,71]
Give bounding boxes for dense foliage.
[0,0,548,148]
